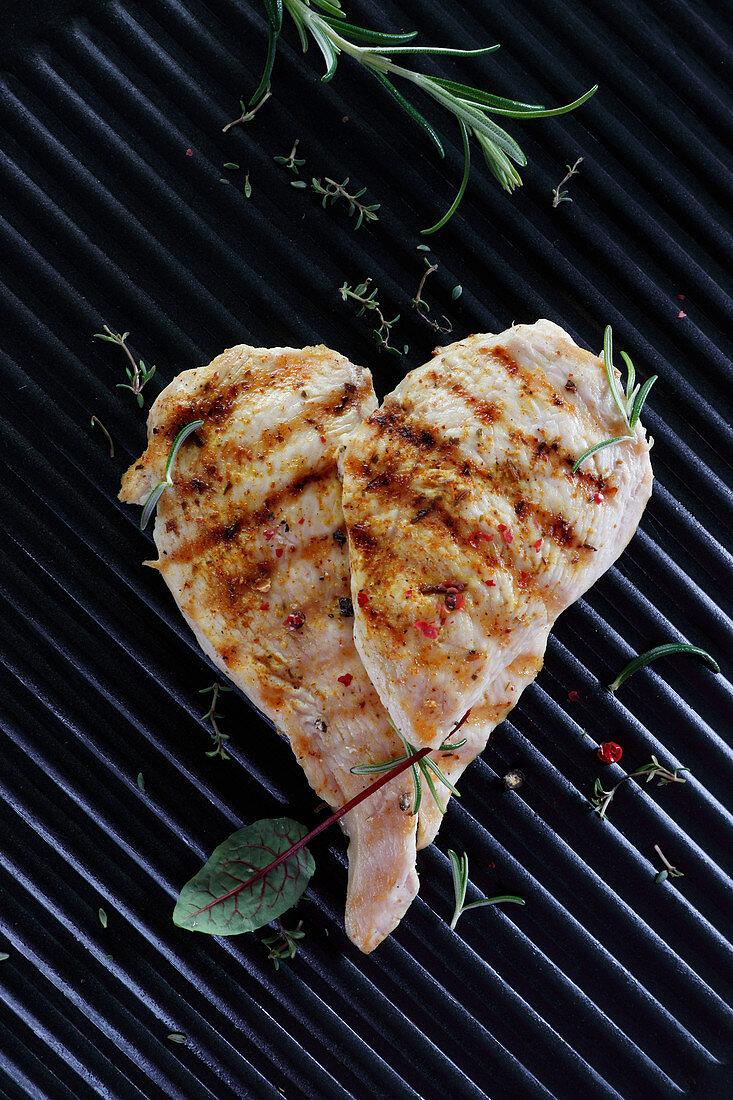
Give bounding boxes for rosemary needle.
[608,644,720,692]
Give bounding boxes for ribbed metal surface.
[1,1,731,1097]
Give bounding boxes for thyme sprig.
[339,279,403,354]
[608,644,720,692]
[139,420,204,530]
[448,850,525,930]
[351,726,463,816]
[274,139,306,174]
[94,325,156,408]
[591,755,688,821]
[200,683,233,759]
[412,258,452,333]
[552,157,583,206]
[653,844,684,883]
[311,176,380,228]
[572,326,658,472]
[222,86,272,132]
[262,919,305,968]
[250,0,596,232]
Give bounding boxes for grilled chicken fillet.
[342,320,654,753]
[120,344,421,952]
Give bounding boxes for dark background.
[1,1,731,1098]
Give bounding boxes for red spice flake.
[485,578,496,587]
[275,547,284,557]
[264,528,276,540]
[185,148,193,156]
[567,690,580,702]
[678,310,687,319]
[597,741,623,765]
[337,673,353,687]
[415,620,440,639]
[448,592,465,612]
[357,591,369,608]
[284,612,305,630]
[405,588,413,597]
[502,528,513,544]
[469,531,493,549]
[533,538,543,551]
[497,524,506,531]
[678,294,685,300]
[486,861,496,869]
[298,517,305,524]
[259,602,270,611]
[594,492,604,504]
[320,435,327,444]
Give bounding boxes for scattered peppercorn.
[503,769,525,790]
[567,690,580,702]
[333,530,347,546]
[337,673,353,687]
[339,597,354,617]
[415,620,440,639]
[284,612,305,630]
[594,492,604,503]
[597,741,623,764]
[357,591,369,608]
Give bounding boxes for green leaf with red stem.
[173,745,431,935]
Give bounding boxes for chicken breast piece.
[342,320,654,751]
[119,344,421,953]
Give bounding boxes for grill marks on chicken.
[120,345,420,953]
[342,321,654,751]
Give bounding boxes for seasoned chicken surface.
[120,344,422,952]
[342,321,654,751]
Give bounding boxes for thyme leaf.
[552,157,583,207]
[339,279,403,354]
[448,850,524,930]
[249,0,596,231]
[262,919,305,968]
[199,683,233,759]
[311,177,379,228]
[608,644,720,692]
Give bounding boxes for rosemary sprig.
[351,726,462,816]
[339,279,403,354]
[591,755,688,821]
[571,326,658,472]
[608,644,720,692]
[199,683,233,759]
[94,325,156,408]
[90,415,115,458]
[222,86,272,132]
[448,850,524,930]
[311,177,379,228]
[412,257,452,333]
[139,420,204,530]
[250,0,596,232]
[262,919,305,968]
[552,157,583,206]
[274,139,306,174]
[653,844,684,884]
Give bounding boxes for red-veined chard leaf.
[173,817,315,935]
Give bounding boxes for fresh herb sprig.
[653,844,684,884]
[591,755,688,821]
[448,850,524,930]
[608,644,720,692]
[262,919,305,968]
[412,258,452,333]
[339,279,403,354]
[250,0,597,232]
[139,420,204,530]
[274,139,306,174]
[311,177,380,228]
[222,86,272,132]
[200,683,233,759]
[94,326,156,408]
[552,157,583,207]
[351,729,466,816]
[572,326,658,472]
